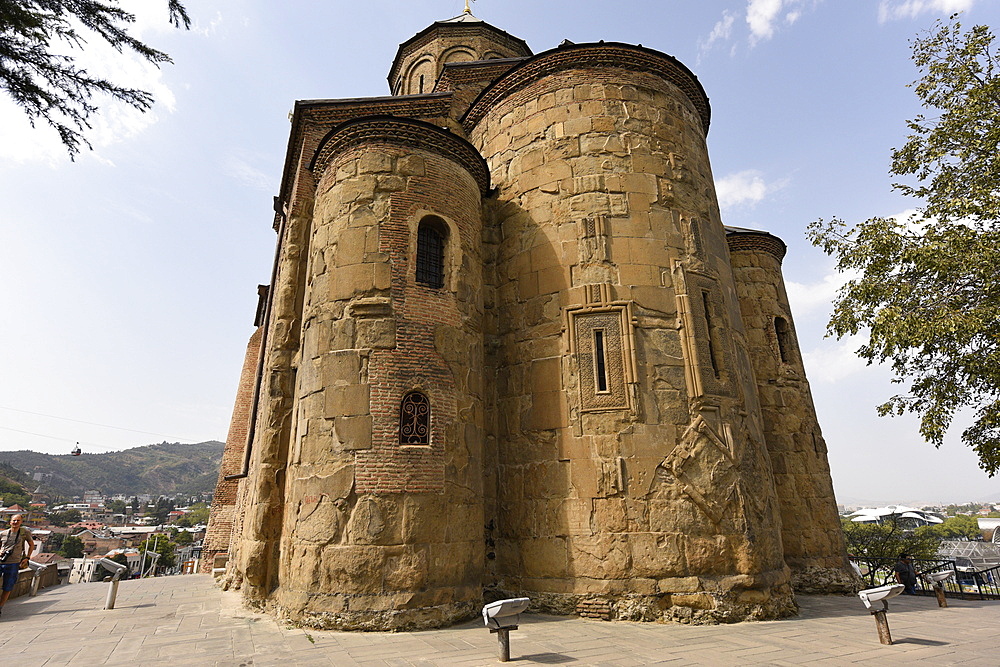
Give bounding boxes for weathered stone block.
[325,384,370,417]
[320,351,362,387]
[334,415,372,450]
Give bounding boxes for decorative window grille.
[400,392,430,446]
[416,218,446,288]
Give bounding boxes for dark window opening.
[419,74,425,94]
[775,316,791,364]
[416,217,446,288]
[594,329,608,393]
[400,392,430,446]
[703,291,721,379]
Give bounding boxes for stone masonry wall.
[270,141,487,630]
[469,55,794,624]
[727,233,857,594]
[202,325,264,573]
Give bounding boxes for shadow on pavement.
[516,653,576,663]
[893,637,950,646]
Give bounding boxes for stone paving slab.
[0,575,996,665]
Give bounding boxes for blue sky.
[0,0,997,505]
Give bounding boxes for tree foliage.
[841,518,940,560]
[175,502,208,527]
[916,514,982,541]
[47,508,82,526]
[808,15,1000,475]
[138,534,175,568]
[59,534,84,558]
[0,0,190,156]
[106,499,126,515]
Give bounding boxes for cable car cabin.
[71,445,81,456]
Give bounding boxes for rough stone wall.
[225,150,317,607]
[727,233,856,594]
[469,56,794,623]
[220,20,855,630]
[269,141,487,630]
[201,325,264,573]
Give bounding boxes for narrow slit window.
[593,329,608,393]
[702,291,721,379]
[775,316,791,364]
[400,392,430,446]
[416,217,446,288]
[419,74,425,94]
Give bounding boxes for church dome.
[387,11,531,96]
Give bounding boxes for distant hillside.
[0,462,31,506]
[0,441,224,499]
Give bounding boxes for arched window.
[400,392,430,446]
[416,216,447,288]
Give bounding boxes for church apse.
[208,10,854,631]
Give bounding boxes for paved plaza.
[0,574,995,666]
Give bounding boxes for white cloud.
[745,0,819,44]
[224,156,274,191]
[786,269,856,317]
[878,0,977,23]
[801,333,871,383]
[194,11,226,37]
[747,0,785,43]
[715,169,787,209]
[700,10,737,55]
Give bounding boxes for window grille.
[416,220,445,287]
[400,392,430,446]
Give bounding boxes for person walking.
[0,515,36,616]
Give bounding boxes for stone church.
[205,9,856,630]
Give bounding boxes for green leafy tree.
[0,463,32,506]
[47,508,83,527]
[842,518,940,561]
[175,502,209,527]
[173,530,192,546]
[809,15,1000,475]
[138,535,175,569]
[59,535,84,558]
[46,532,64,553]
[0,0,190,156]
[917,514,983,540]
[106,499,126,515]
[150,497,174,525]
[108,551,131,575]
[49,509,83,526]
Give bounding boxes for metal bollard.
[494,627,512,662]
[97,558,129,610]
[105,579,121,610]
[857,584,904,646]
[923,570,954,608]
[29,564,44,597]
[483,598,530,663]
[872,609,893,645]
